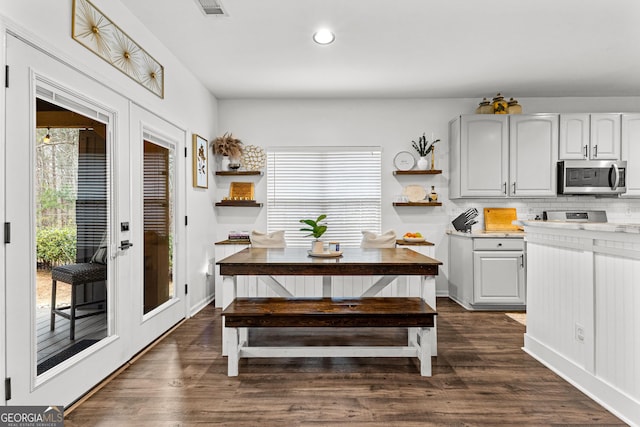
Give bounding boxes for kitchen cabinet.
[509,114,558,197]
[621,113,640,197]
[450,115,508,198]
[449,114,558,198]
[559,113,621,160]
[448,233,526,310]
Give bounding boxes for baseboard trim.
[190,295,215,317]
[524,334,639,427]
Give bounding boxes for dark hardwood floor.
[65,298,625,426]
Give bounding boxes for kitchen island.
[519,220,640,426]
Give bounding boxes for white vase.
[311,240,324,253]
[220,156,230,171]
[417,156,429,170]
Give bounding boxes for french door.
[3,34,186,406]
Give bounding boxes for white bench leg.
[407,327,418,347]
[221,275,238,356]
[226,327,240,376]
[419,327,432,377]
[239,327,248,347]
[431,318,438,356]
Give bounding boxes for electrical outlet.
[575,323,585,343]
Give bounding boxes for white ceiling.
[123,0,640,99]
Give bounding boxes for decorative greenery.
[211,132,243,158]
[36,227,77,268]
[412,133,440,157]
[299,214,328,240]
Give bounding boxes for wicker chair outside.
[50,263,107,340]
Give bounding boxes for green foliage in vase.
[412,133,440,157]
[299,214,328,239]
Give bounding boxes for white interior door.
[3,34,132,406]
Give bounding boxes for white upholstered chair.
[360,230,397,248]
[250,230,286,248]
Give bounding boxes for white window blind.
[267,147,382,247]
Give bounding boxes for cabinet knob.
[497,243,502,247]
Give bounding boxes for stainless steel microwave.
[557,160,627,195]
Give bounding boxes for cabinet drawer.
[473,238,524,251]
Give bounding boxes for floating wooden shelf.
[393,202,442,207]
[215,200,263,207]
[215,171,263,176]
[393,170,442,175]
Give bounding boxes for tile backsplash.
[448,196,640,230]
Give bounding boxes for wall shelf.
[393,202,442,207]
[393,169,442,175]
[215,200,263,207]
[216,171,263,176]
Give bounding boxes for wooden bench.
[222,297,437,377]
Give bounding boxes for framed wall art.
[192,134,208,188]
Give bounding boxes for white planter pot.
[311,240,324,253]
[417,156,429,170]
[220,156,230,171]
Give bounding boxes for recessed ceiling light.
[313,29,335,45]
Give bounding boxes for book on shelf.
[228,231,250,242]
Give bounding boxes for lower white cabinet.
[449,233,526,310]
[473,250,525,305]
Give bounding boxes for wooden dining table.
[217,247,443,373]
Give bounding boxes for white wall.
[218,97,640,295]
[1,0,219,313]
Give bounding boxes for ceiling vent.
[194,0,228,16]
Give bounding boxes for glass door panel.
[143,140,174,314]
[35,100,109,374]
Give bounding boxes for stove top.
[542,210,608,222]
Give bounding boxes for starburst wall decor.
[72,0,164,98]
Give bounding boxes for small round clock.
[393,151,415,171]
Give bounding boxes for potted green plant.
[299,214,327,253]
[412,133,440,170]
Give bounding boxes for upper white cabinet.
[621,113,640,197]
[509,114,559,197]
[453,115,509,198]
[559,113,621,160]
[449,114,558,198]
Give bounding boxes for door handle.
[593,144,598,158]
[611,163,620,190]
[119,240,134,250]
[512,182,516,194]
[503,182,507,194]
[584,145,588,158]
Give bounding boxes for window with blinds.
[267,147,382,247]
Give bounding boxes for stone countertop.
[447,230,525,238]
[515,220,640,234]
